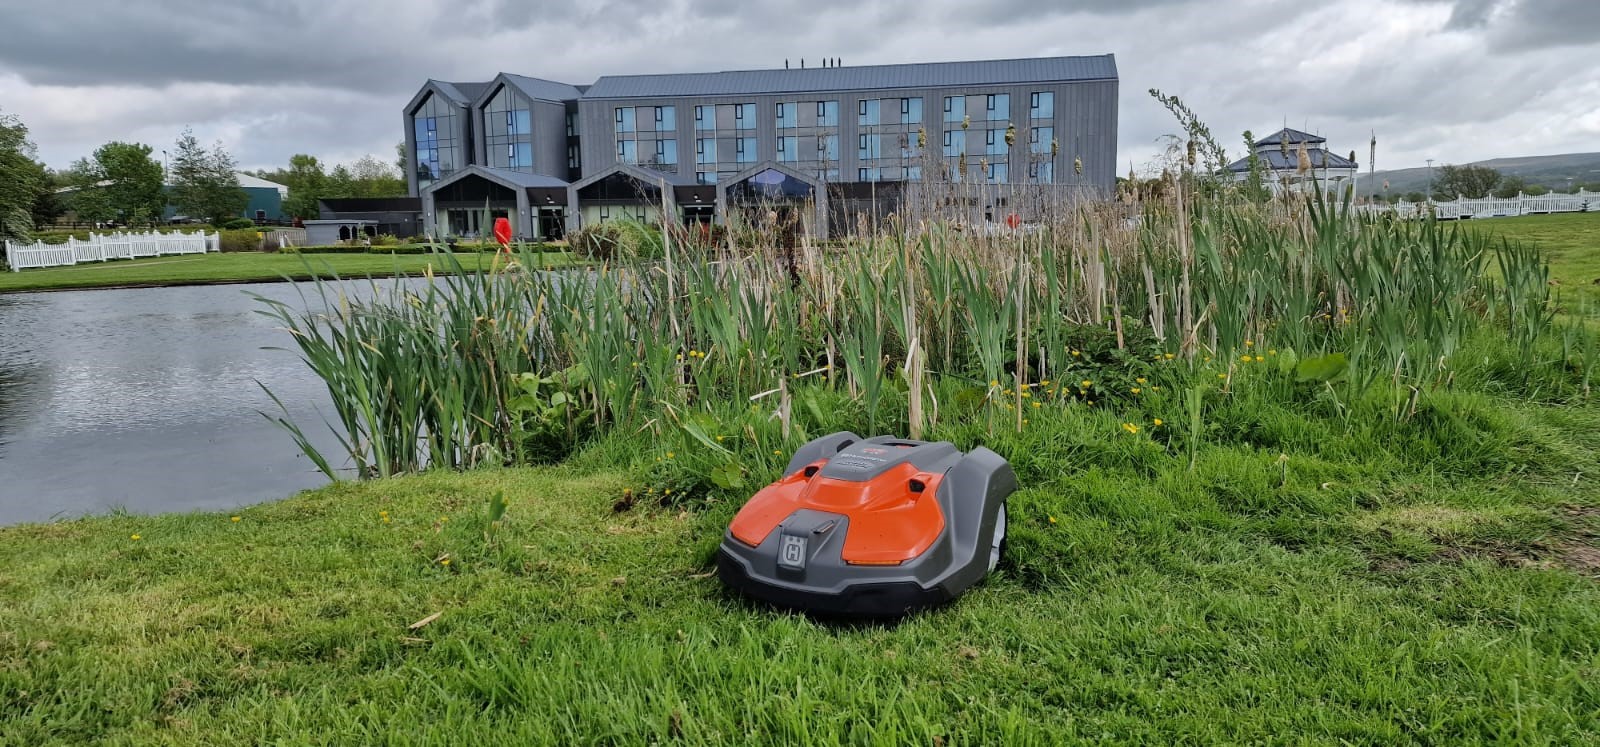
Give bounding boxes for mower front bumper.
[716,545,953,618]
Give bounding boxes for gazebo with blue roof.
[1226,127,1359,195]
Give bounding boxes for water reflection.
[0,280,412,525]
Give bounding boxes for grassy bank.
[1,395,1597,744]
[1467,211,1600,305]
[0,250,571,293]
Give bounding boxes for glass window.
[777,136,798,162]
[1030,91,1054,119]
[943,130,965,157]
[697,171,716,185]
[943,96,965,123]
[735,103,756,130]
[987,93,1009,121]
[776,102,796,129]
[618,140,637,163]
[510,142,532,168]
[1030,127,1053,155]
[816,134,838,161]
[568,144,579,169]
[1032,161,1054,183]
[858,134,882,160]
[985,129,1007,156]
[816,101,838,127]
[566,111,577,137]
[695,106,712,131]
[988,162,1008,183]
[655,106,675,131]
[655,139,678,165]
[615,107,635,133]
[902,98,922,125]
[735,137,757,164]
[859,99,879,126]
[412,92,458,187]
[696,138,716,164]
[907,165,922,181]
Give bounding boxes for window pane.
[906,98,922,124]
[1031,127,1053,154]
[1032,91,1054,119]
[513,110,531,136]
[658,106,676,131]
[988,94,1009,121]
[943,96,964,123]
[658,139,677,165]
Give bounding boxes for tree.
[323,155,407,198]
[1432,164,1501,200]
[279,154,328,220]
[169,128,249,225]
[1492,176,1525,199]
[0,109,47,243]
[1403,191,1426,203]
[63,157,115,224]
[94,142,166,224]
[394,141,408,180]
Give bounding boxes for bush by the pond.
[216,229,261,253]
[568,220,664,262]
[219,218,257,231]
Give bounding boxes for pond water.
[0,281,375,526]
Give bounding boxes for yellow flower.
[1164,353,1175,360]
[1071,350,1081,357]
[1136,377,1146,384]
[1217,373,1227,379]
[439,516,449,523]
[715,435,725,442]
[1131,387,1142,394]
[1153,418,1164,426]
[1032,401,1042,408]
[1081,380,1092,388]
[440,558,451,566]
[676,354,683,361]
[1241,355,1252,362]
[989,379,999,388]
[1121,422,1140,434]
[130,534,142,541]
[1269,349,1278,355]
[1245,340,1254,347]
[1152,386,1161,391]
[773,450,781,455]
[1254,356,1264,363]
[666,452,675,459]
[664,488,672,495]
[231,516,241,523]
[631,361,639,367]
[1021,391,1031,398]
[1041,380,1050,385]
[1048,516,1057,524]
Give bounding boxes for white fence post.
[3,228,223,272]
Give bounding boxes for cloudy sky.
[1,0,1596,175]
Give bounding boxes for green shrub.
[217,229,261,252]
[220,218,257,231]
[568,220,663,262]
[370,233,401,247]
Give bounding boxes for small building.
[1225,128,1358,196]
[161,172,289,223]
[304,219,378,245]
[317,197,423,238]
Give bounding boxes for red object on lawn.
[493,217,512,250]
[1005,213,1021,229]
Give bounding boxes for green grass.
[0,251,571,293]
[1467,212,1600,304]
[1,392,1598,744]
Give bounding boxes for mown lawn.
[0,251,571,293]
[1466,211,1600,304]
[1,395,1597,745]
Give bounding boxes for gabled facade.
[391,54,1120,241]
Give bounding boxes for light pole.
[162,150,169,182]
[1425,158,1434,203]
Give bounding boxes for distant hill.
[1366,152,1600,197]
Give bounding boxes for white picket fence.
[4,230,218,271]
[1359,190,1595,220]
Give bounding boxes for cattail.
[1074,156,1083,175]
[1382,179,1390,191]
[1349,150,1356,164]
[1004,122,1016,148]
[958,152,967,179]
[1185,140,1196,167]
[1051,138,1059,158]
[916,128,926,149]
[961,115,970,131]
[1296,142,1311,174]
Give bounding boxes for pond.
[0,281,370,526]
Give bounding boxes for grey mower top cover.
[717,432,1015,618]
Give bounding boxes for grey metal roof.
[1227,149,1357,172]
[501,73,583,103]
[1256,128,1325,146]
[452,81,492,102]
[581,54,1117,99]
[423,165,570,193]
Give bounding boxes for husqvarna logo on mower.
[778,535,808,569]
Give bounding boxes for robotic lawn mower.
[717,432,1016,618]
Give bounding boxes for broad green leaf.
[1295,353,1348,383]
